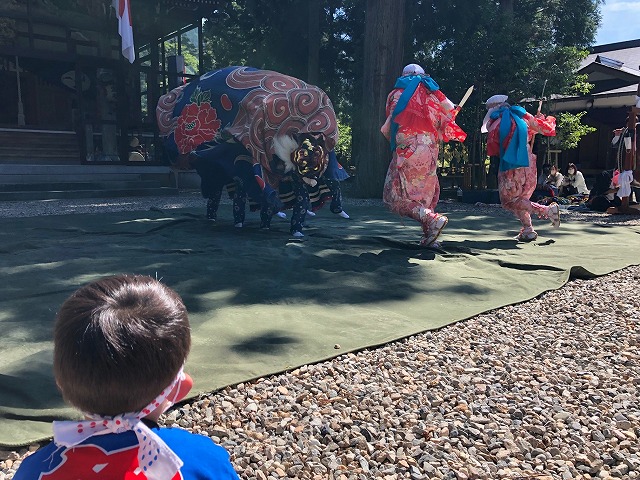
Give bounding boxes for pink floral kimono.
[486,111,558,240]
[381,83,466,243]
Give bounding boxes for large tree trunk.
[500,0,513,15]
[307,0,320,84]
[354,0,405,198]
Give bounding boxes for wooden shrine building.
[0,0,219,169]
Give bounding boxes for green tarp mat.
[1,204,639,447]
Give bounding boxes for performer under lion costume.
[157,66,349,236]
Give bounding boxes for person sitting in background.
[560,163,589,196]
[587,169,620,212]
[128,137,147,162]
[543,164,563,196]
[537,163,551,190]
[531,163,553,201]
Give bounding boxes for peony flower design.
[174,87,222,154]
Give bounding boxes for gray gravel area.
[1,191,639,227]
[1,193,639,480]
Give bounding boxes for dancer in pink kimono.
[381,64,467,247]
[482,95,560,241]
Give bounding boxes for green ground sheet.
[1,204,638,446]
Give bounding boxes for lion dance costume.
[157,66,349,236]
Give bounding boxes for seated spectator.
[537,163,551,189]
[531,163,553,201]
[543,164,564,196]
[587,169,621,212]
[128,137,147,162]
[560,163,589,196]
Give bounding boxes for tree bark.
[500,0,513,15]
[354,0,405,198]
[307,0,320,85]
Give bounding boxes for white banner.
[113,0,135,63]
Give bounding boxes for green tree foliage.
[553,111,597,150]
[163,29,200,76]
[202,1,312,80]
[196,0,603,195]
[0,17,16,45]
[335,119,352,166]
[405,0,602,141]
[201,0,365,117]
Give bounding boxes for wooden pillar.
[198,20,204,74]
[149,33,160,124]
[116,60,128,162]
[149,30,162,163]
[624,107,638,172]
[613,101,639,214]
[75,62,87,163]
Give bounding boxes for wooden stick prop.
[457,85,474,109]
[530,80,548,150]
[537,79,548,114]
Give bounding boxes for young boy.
[14,274,240,480]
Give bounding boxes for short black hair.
[53,274,191,416]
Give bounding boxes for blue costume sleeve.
[323,150,350,181]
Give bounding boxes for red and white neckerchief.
[52,369,186,480]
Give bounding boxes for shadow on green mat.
[1,204,639,447]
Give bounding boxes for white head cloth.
[485,94,509,109]
[402,64,425,76]
[53,369,186,480]
[481,94,510,133]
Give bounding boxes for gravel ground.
[1,193,639,480]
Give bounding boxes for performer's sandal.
[420,214,448,246]
[547,203,561,228]
[515,230,538,242]
[337,210,350,219]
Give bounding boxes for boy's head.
[53,274,191,417]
